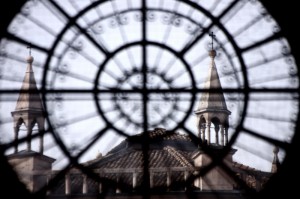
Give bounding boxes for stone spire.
[11,49,45,154]
[194,33,231,146]
[271,146,280,173]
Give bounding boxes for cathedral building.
[6,47,279,199]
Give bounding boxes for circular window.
[0,0,299,197]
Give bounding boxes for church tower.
[10,48,45,154]
[8,49,55,192]
[194,33,231,146]
[192,34,235,190]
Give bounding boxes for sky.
[0,0,299,172]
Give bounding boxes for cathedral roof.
[49,129,273,194]
[86,128,198,169]
[85,128,271,178]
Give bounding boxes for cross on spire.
[209,32,216,50]
[27,43,32,56]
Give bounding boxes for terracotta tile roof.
[147,128,192,141]
[89,148,194,169]
[87,128,197,169]
[164,146,193,167]
[50,129,273,194]
[232,161,271,176]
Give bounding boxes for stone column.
[98,182,102,193]
[46,175,51,195]
[37,118,45,154]
[198,124,201,138]
[201,125,206,143]
[82,175,87,194]
[207,123,211,144]
[220,125,224,146]
[116,176,121,193]
[65,174,70,195]
[167,170,171,189]
[184,171,188,191]
[215,125,220,145]
[225,127,229,145]
[14,126,19,153]
[39,129,44,154]
[98,172,102,193]
[39,135,44,154]
[27,124,33,151]
[150,172,153,188]
[132,172,137,190]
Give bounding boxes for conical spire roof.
[195,50,230,114]
[14,55,44,112]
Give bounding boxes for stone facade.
[8,150,55,192]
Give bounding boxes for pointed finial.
[208,32,216,58]
[209,32,216,50]
[26,43,34,64]
[27,43,32,56]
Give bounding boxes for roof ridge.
[148,129,192,141]
[86,148,134,168]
